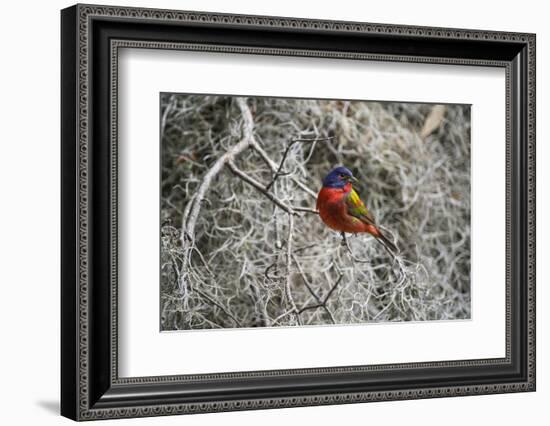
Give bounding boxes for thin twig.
[249,140,318,199]
[298,304,325,314]
[297,274,344,320]
[293,243,317,254]
[272,309,297,325]
[292,254,339,324]
[264,262,279,281]
[226,161,298,215]
[341,232,372,263]
[292,254,324,305]
[265,137,335,191]
[341,232,408,283]
[194,288,242,327]
[292,206,319,215]
[323,274,344,303]
[285,214,302,325]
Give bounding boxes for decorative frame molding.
[61,3,535,421]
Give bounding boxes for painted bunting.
[316,166,398,253]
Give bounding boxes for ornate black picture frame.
[61,3,536,421]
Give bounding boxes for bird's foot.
[340,232,348,247]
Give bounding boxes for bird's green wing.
[345,188,376,225]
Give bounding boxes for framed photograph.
[61,4,536,421]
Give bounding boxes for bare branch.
[292,254,324,305]
[182,97,255,241]
[292,253,344,323]
[292,206,319,215]
[265,137,336,191]
[226,161,298,215]
[322,274,344,304]
[248,139,318,199]
[292,254,336,324]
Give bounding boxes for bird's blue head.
[322,166,356,188]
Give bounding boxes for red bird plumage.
[316,167,397,253]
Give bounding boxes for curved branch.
[182,97,254,241]
[182,98,320,241]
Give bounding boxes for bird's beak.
[348,176,362,191]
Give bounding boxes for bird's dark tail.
[376,230,398,254]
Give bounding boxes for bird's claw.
[340,232,348,247]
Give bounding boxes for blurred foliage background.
[160,94,471,330]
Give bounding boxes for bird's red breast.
[316,183,373,234]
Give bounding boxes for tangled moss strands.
[160,95,471,330]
